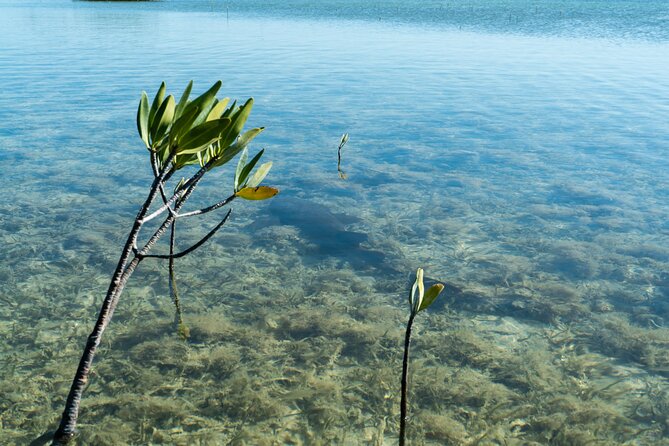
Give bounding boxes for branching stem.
[51,155,228,445]
[139,209,232,260]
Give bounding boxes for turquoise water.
[1,0,668,444]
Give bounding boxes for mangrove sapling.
[337,132,349,179]
[49,80,279,445]
[400,268,445,446]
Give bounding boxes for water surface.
[1,0,668,444]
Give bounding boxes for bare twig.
[139,208,232,259]
[176,194,235,218]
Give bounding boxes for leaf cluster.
[136,81,276,200]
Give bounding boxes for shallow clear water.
[1,0,668,444]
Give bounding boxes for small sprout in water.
[400,267,446,446]
[337,132,349,179]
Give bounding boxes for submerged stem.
[169,220,185,336]
[399,312,415,446]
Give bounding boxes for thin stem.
[176,194,235,219]
[168,220,184,329]
[50,148,232,444]
[139,209,232,260]
[140,162,208,224]
[136,169,206,257]
[151,152,173,209]
[399,312,416,446]
[51,154,179,445]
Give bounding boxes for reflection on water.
[0,0,668,444]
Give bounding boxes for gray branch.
[139,209,232,259]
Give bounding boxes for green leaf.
[208,126,262,170]
[174,153,198,170]
[339,133,349,147]
[418,283,445,312]
[182,80,222,128]
[221,100,237,119]
[150,95,175,146]
[235,186,279,200]
[136,91,150,149]
[157,140,171,167]
[237,149,265,190]
[219,98,254,149]
[410,268,425,314]
[177,118,231,155]
[206,98,230,121]
[234,148,249,192]
[149,82,166,129]
[175,80,193,119]
[246,161,272,188]
[225,127,264,156]
[169,105,200,148]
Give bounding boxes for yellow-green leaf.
[235,186,279,200]
[209,127,263,169]
[177,117,231,155]
[246,161,272,188]
[150,95,175,146]
[418,283,445,312]
[206,98,230,121]
[169,105,200,148]
[175,80,193,118]
[234,147,249,192]
[183,80,222,127]
[226,127,264,155]
[149,82,166,128]
[237,149,264,190]
[136,91,150,149]
[220,98,253,149]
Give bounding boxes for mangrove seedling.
[49,81,278,445]
[337,132,349,179]
[400,268,445,446]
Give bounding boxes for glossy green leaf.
[235,186,279,200]
[136,91,150,148]
[219,98,254,149]
[174,152,199,170]
[226,127,264,155]
[418,283,445,312]
[169,105,200,148]
[157,140,171,167]
[176,117,231,155]
[234,148,249,192]
[221,100,237,119]
[175,80,193,119]
[208,126,261,170]
[148,82,166,129]
[150,95,175,146]
[237,149,265,190]
[182,80,222,128]
[246,161,272,188]
[206,98,230,121]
